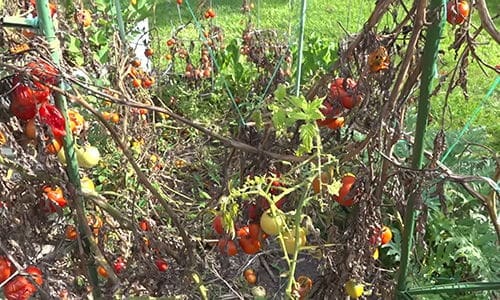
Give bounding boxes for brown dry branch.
[475,0,500,43]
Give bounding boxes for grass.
[148,0,499,149]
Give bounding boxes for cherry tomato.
[144,48,154,57]
[283,227,307,255]
[380,226,393,245]
[97,266,108,278]
[26,60,59,85]
[113,257,126,274]
[447,0,470,25]
[293,275,313,299]
[138,219,150,231]
[155,258,169,272]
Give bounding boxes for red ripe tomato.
[155,258,169,272]
[248,223,261,240]
[26,60,59,85]
[138,219,150,231]
[330,78,359,109]
[447,0,470,25]
[31,81,50,103]
[42,185,67,212]
[239,237,261,254]
[4,266,42,300]
[218,239,238,256]
[10,84,37,120]
[38,103,66,139]
[113,256,126,274]
[144,48,154,57]
[237,226,250,238]
[317,117,345,129]
[247,203,259,221]
[212,215,224,235]
[0,256,13,283]
[333,174,356,206]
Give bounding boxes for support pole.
[294,0,307,97]
[35,0,101,296]
[396,0,446,295]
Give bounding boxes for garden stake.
[113,0,127,45]
[35,0,119,295]
[294,0,307,98]
[396,0,446,295]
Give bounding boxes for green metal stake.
[113,0,127,45]
[397,0,446,295]
[35,0,100,295]
[294,0,307,97]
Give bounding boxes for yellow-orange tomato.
[97,265,108,278]
[46,138,63,154]
[110,113,120,124]
[68,109,84,134]
[380,226,392,245]
[75,9,92,28]
[0,131,6,145]
[368,46,390,72]
[244,269,257,285]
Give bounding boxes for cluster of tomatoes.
[204,8,216,19]
[128,57,155,89]
[9,60,67,153]
[317,77,361,130]
[0,256,43,300]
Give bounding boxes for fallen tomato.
[42,185,67,212]
[293,275,313,300]
[244,268,257,285]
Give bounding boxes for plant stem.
[397,0,446,294]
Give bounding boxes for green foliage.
[268,85,323,155]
